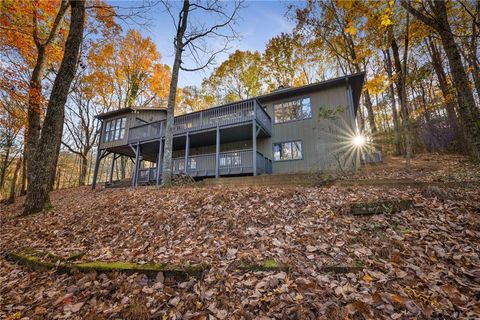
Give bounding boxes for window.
[274,97,312,123]
[273,141,303,161]
[103,117,126,142]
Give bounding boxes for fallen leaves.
[0,154,479,319]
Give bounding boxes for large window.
[273,141,303,161]
[274,97,312,123]
[104,117,126,142]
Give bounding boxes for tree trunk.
[401,10,412,170]
[55,163,61,190]
[363,90,377,133]
[25,47,47,190]
[20,148,27,196]
[427,38,459,132]
[120,156,126,179]
[162,0,190,187]
[469,2,480,101]
[438,24,480,158]
[357,104,365,132]
[23,0,86,214]
[79,153,88,186]
[0,144,11,190]
[384,49,402,155]
[345,33,377,134]
[7,158,22,204]
[25,1,68,193]
[390,34,410,159]
[402,0,480,159]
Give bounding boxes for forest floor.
[0,154,479,319]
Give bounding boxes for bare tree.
[0,107,22,190]
[24,0,86,214]
[62,78,101,186]
[160,0,242,186]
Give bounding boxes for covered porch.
[92,119,272,188]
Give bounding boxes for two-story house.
[91,72,365,188]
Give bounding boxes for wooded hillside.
[1,155,479,318]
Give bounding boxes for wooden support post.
[108,153,116,184]
[184,133,189,174]
[132,143,140,187]
[215,126,220,178]
[91,148,103,190]
[156,139,163,185]
[252,121,257,176]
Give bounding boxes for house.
[91,72,365,188]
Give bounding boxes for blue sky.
[117,1,299,87]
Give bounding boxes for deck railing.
[136,149,271,183]
[128,99,271,144]
[137,167,157,184]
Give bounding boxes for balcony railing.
[128,99,271,144]
[136,149,272,183]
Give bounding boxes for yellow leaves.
[4,312,22,320]
[362,274,374,282]
[336,0,354,10]
[380,9,394,28]
[344,21,357,36]
[364,74,388,95]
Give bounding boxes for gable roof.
[95,72,365,120]
[256,72,365,114]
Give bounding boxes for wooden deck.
[136,149,272,183]
[128,98,272,144]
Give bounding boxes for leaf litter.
[0,154,479,319]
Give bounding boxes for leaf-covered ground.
[1,154,479,319]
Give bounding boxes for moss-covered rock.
[6,249,209,281]
[349,199,414,215]
[237,259,288,272]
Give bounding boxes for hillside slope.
[1,155,479,319]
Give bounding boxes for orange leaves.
[0,0,67,66]
[85,29,170,110]
[344,21,357,36]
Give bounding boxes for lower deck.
[92,119,272,188]
[136,149,272,184]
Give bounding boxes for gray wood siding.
[99,110,166,149]
[257,85,356,173]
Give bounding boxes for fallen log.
[6,249,209,281]
[349,199,414,216]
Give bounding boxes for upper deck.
[128,98,272,144]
